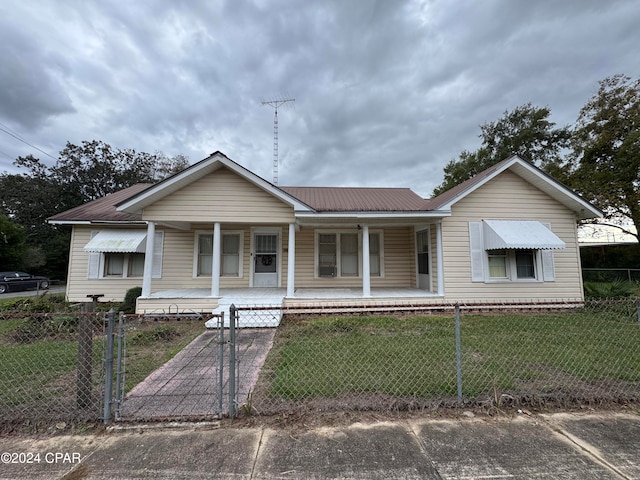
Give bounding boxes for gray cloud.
[0,0,638,197]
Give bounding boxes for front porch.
[135,287,444,318]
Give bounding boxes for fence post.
[455,303,463,404]
[229,304,237,418]
[218,311,225,416]
[114,312,125,420]
[76,305,93,410]
[103,308,116,423]
[637,299,640,328]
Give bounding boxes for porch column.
[287,223,296,297]
[436,221,444,295]
[362,224,371,297]
[211,222,221,297]
[142,221,155,297]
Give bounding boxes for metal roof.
[279,187,430,212]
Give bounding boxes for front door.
[416,228,431,290]
[253,232,279,287]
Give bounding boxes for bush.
[120,287,142,314]
[584,280,637,299]
[9,315,78,343]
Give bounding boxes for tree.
[570,74,640,242]
[0,215,26,270]
[1,140,190,278]
[433,104,572,195]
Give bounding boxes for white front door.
[252,232,279,287]
[416,228,431,290]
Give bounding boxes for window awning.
[84,230,147,253]
[483,220,565,250]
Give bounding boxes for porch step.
[206,294,284,329]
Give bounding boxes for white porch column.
[362,224,371,297]
[141,221,155,297]
[436,221,444,295]
[211,222,221,297]
[287,223,296,297]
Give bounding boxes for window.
[104,253,144,278]
[87,230,164,280]
[340,233,358,276]
[318,234,337,277]
[316,230,383,278]
[221,234,241,276]
[195,231,243,277]
[469,221,557,283]
[128,253,145,277]
[515,250,535,279]
[198,235,213,276]
[487,250,508,278]
[487,249,538,281]
[104,254,125,276]
[369,233,381,276]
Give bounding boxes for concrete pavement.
[1,411,639,479]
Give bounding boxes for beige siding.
[66,227,145,303]
[294,226,416,288]
[142,167,295,224]
[441,170,584,301]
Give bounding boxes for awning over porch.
[483,220,565,250]
[83,230,148,253]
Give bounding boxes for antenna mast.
[261,97,295,185]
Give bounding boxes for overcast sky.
[1,0,639,197]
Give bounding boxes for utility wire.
[0,121,57,160]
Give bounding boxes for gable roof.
[116,151,314,214]
[48,184,151,224]
[47,153,602,224]
[426,155,602,220]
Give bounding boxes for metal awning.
[83,230,147,253]
[483,220,566,250]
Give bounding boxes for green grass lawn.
[0,315,204,411]
[263,303,640,403]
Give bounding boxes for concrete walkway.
[119,328,276,420]
[2,411,639,479]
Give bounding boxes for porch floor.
[147,287,437,301]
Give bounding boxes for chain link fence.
[237,299,640,416]
[2,298,639,428]
[0,311,106,431]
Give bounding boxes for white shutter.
[469,222,485,282]
[152,231,164,278]
[87,231,101,279]
[541,223,556,282]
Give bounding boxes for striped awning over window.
[83,230,147,253]
[483,220,565,250]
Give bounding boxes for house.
[48,152,602,315]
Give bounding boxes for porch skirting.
[135,287,441,316]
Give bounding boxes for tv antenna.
[261,97,295,185]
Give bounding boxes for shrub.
[120,287,142,314]
[583,280,637,299]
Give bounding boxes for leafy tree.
[570,74,640,241]
[433,104,572,195]
[0,140,189,278]
[0,215,26,270]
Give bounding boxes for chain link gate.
[106,311,226,422]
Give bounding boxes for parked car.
[0,271,50,294]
